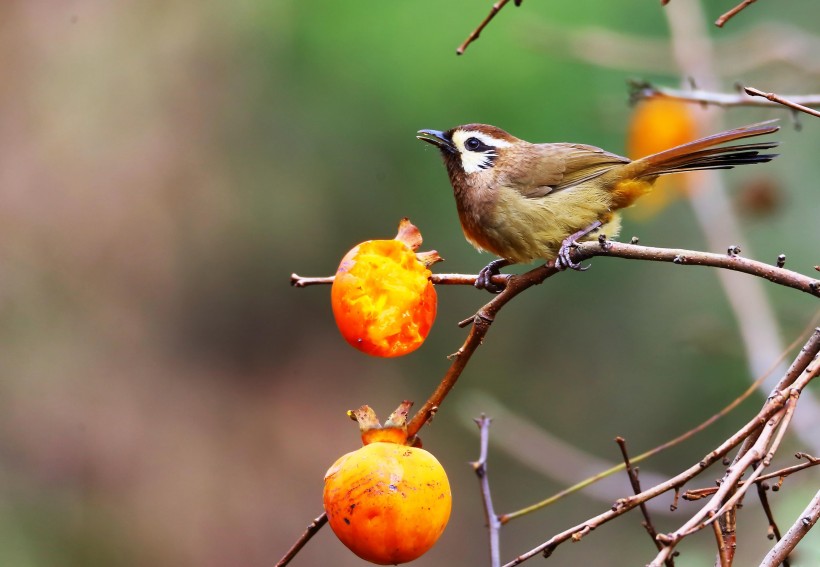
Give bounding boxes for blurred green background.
[1,1,818,566]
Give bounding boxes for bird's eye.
[465,137,481,151]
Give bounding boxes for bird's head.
[416,124,520,179]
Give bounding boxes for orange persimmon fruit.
[323,402,452,565]
[331,219,441,357]
[627,97,698,217]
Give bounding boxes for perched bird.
[417,121,779,291]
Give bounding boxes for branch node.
[671,487,681,512]
[457,315,475,328]
[571,525,592,542]
[630,236,640,245]
[776,254,787,268]
[656,533,675,545]
[542,544,556,558]
[612,498,627,512]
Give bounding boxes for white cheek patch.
[451,130,512,175]
[460,151,494,174]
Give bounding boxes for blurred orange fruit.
[627,97,698,217]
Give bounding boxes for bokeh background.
[1,1,818,566]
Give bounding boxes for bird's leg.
[556,220,603,271]
[476,258,510,293]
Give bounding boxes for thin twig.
[744,86,820,119]
[616,437,672,566]
[756,483,790,567]
[275,512,329,567]
[629,80,820,111]
[473,415,502,567]
[648,354,819,565]
[501,330,820,567]
[651,404,786,565]
[290,272,508,288]
[683,453,820,501]
[456,0,522,56]
[716,0,758,28]
[293,240,820,299]
[407,262,556,438]
[712,518,731,567]
[758,489,820,567]
[571,241,820,299]
[495,322,811,523]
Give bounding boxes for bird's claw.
[475,259,509,293]
[556,239,590,271]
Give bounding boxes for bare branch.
[756,483,789,567]
[290,272,509,288]
[294,240,820,299]
[744,86,820,118]
[716,0,759,28]
[407,263,555,438]
[501,330,820,566]
[683,453,820,501]
[648,351,820,565]
[572,240,820,299]
[490,323,816,522]
[275,512,329,567]
[630,80,820,112]
[472,416,502,567]
[456,0,521,56]
[616,437,672,566]
[759,490,820,567]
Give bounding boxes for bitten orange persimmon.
[331,219,441,357]
[323,403,452,565]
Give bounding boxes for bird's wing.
[507,143,630,198]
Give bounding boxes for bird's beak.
[417,129,455,154]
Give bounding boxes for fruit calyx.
[348,401,414,446]
[394,218,443,268]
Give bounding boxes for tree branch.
[293,239,820,299]
[456,0,522,56]
[648,346,817,565]
[744,86,820,118]
[572,240,820,299]
[472,415,502,567]
[407,263,555,438]
[682,452,820,501]
[715,0,759,28]
[275,512,328,567]
[630,80,820,113]
[756,483,789,567]
[501,329,820,566]
[616,437,672,567]
[758,489,820,567]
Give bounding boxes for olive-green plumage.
[417,121,779,267]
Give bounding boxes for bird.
[416,121,779,291]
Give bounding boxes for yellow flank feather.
[610,178,655,209]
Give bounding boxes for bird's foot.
[555,220,603,271]
[556,240,589,271]
[475,258,510,293]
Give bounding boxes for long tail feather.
[634,120,780,178]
